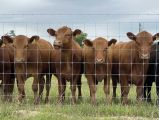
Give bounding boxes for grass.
[0,75,159,120]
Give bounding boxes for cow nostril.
[15,58,25,62]
[96,58,104,62]
[140,54,150,59]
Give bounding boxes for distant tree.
[75,33,87,47]
[6,30,15,37]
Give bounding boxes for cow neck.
[95,63,106,73]
[15,62,26,73]
[61,39,74,60]
[60,42,73,75]
[62,38,74,50]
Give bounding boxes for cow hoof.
[91,101,97,106]
[5,95,12,102]
[71,99,76,105]
[17,96,23,103]
[147,99,152,103]
[44,97,49,104]
[34,97,40,105]
[78,96,82,101]
[92,102,97,106]
[57,100,63,105]
[121,101,128,105]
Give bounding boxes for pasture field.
[0,76,159,120]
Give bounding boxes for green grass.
[0,76,159,120]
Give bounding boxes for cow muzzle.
[15,58,25,63]
[140,53,150,59]
[53,41,63,49]
[96,58,104,63]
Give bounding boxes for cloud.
[0,0,159,41]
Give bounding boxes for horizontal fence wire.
[0,14,159,106]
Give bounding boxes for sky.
[0,0,159,42]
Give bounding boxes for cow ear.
[73,29,82,36]
[108,39,117,46]
[1,35,13,44]
[28,35,39,44]
[127,32,136,41]
[47,28,56,36]
[153,33,159,41]
[83,39,93,47]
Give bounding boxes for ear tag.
[1,43,5,47]
[32,39,36,44]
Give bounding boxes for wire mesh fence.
[0,14,159,107]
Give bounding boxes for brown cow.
[0,36,15,101]
[3,35,53,104]
[47,26,83,104]
[82,37,117,105]
[112,31,159,105]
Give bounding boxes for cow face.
[3,35,39,62]
[83,38,117,63]
[127,31,159,59]
[0,35,13,47]
[47,26,81,49]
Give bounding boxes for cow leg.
[112,75,118,100]
[7,78,15,102]
[120,76,130,105]
[57,78,66,104]
[104,77,110,103]
[17,75,25,103]
[77,75,82,100]
[32,74,40,105]
[57,78,61,102]
[0,80,2,89]
[45,74,52,103]
[146,78,153,103]
[144,79,148,101]
[156,75,159,105]
[2,74,9,102]
[0,80,2,96]
[87,75,96,105]
[136,81,144,103]
[1,73,14,102]
[70,77,77,104]
[39,76,45,102]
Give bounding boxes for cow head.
[0,35,13,47]
[47,26,81,49]
[83,38,117,63]
[3,35,39,62]
[127,31,159,59]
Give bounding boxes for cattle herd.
[0,26,159,105]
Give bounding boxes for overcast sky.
[0,0,159,42]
